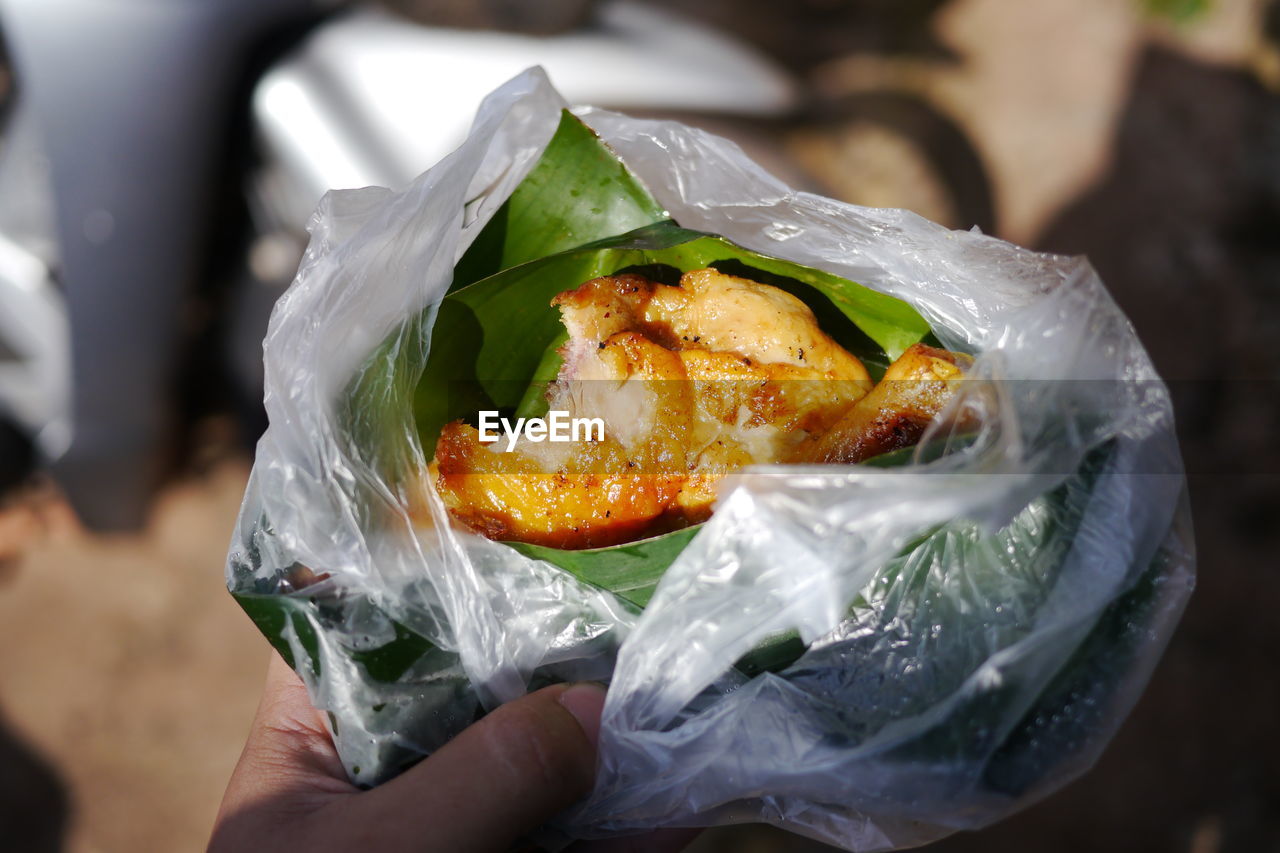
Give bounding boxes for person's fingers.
[240,652,353,786]
[341,681,607,852]
[213,653,608,853]
[211,652,357,850]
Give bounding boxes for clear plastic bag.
[227,68,1193,851]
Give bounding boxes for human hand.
[211,652,695,852]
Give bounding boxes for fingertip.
[557,682,607,750]
[348,682,609,849]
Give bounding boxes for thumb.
[348,682,607,852]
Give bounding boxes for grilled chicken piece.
[791,343,973,465]
[432,331,690,549]
[432,269,963,548]
[431,423,684,549]
[551,269,871,386]
[643,268,872,379]
[672,348,868,520]
[550,269,872,523]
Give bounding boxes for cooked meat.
[431,421,683,549]
[672,348,869,521]
[790,343,973,465]
[431,268,968,547]
[431,330,690,549]
[644,268,871,379]
[551,270,870,386]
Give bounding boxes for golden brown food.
[432,329,690,549]
[432,421,684,548]
[791,343,974,465]
[672,348,870,520]
[642,268,872,378]
[430,269,969,548]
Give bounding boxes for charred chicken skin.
[791,343,974,464]
[431,269,969,548]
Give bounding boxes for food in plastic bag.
[433,266,971,547]
[227,68,1194,851]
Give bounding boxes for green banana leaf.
[453,110,670,290]
[506,527,698,610]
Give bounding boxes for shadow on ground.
[0,709,70,852]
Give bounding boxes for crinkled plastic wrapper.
[227,69,1194,850]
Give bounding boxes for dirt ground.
[1,0,1277,851]
[0,463,264,852]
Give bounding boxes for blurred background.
[0,0,1277,850]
